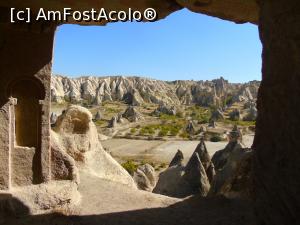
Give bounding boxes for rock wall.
[0,23,56,190]
[51,75,260,107]
[253,1,300,224]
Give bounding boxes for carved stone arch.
[6,76,46,185]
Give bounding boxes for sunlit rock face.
[51,105,137,188]
[153,140,214,198]
[51,75,260,107]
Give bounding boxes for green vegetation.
[175,111,184,118]
[105,107,121,114]
[186,105,211,123]
[158,129,168,137]
[223,119,256,127]
[94,120,106,126]
[79,98,95,108]
[138,122,183,137]
[130,128,136,134]
[159,113,178,120]
[139,126,155,136]
[121,160,138,175]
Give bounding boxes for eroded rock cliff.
[51,75,260,107]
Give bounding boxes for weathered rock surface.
[50,112,57,125]
[94,111,101,121]
[153,165,185,197]
[122,106,144,122]
[108,116,118,128]
[210,126,251,197]
[183,152,211,196]
[210,108,225,121]
[51,76,259,108]
[169,149,184,167]
[133,164,156,192]
[8,181,81,215]
[153,104,177,116]
[51,131,79,184]
[51,105,136,188]
[154,140,214,198]
[243,104,257,121]
[253,2,300,224]
[218,151,253,199]
[186,121,195,134]
[193,139,215,183]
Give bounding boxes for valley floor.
[102,134,255,165]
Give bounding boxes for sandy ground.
[102,134,255,164]
[3,170,255,225]
[78,171,179,215]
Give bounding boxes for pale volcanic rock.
[133,164,156,192]
[51,105,136,188]
[122,105,144,122]
[51,75,259,108]
[193,139,215,183]
[183,152,211,196]
[154,140,214,198]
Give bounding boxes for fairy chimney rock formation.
[122,106,144,122]
[169,149,184,167]
[94,111,101,121]
[183,152,211,196]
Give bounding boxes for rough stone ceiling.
[0,0,258,24]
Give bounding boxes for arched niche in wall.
[7,77,46,149]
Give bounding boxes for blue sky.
[53,9,262,83]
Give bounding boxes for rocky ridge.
[51,75,260,107]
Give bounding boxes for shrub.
[139,126,155,135]
[210,135,222,142]
[159,113,177,120]
[121,160,138,175]
[170,126,180,136]
[159,129,168,137]
[130,128,136,134]
[139,129,146,136]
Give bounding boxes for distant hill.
[51,75,260,107]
